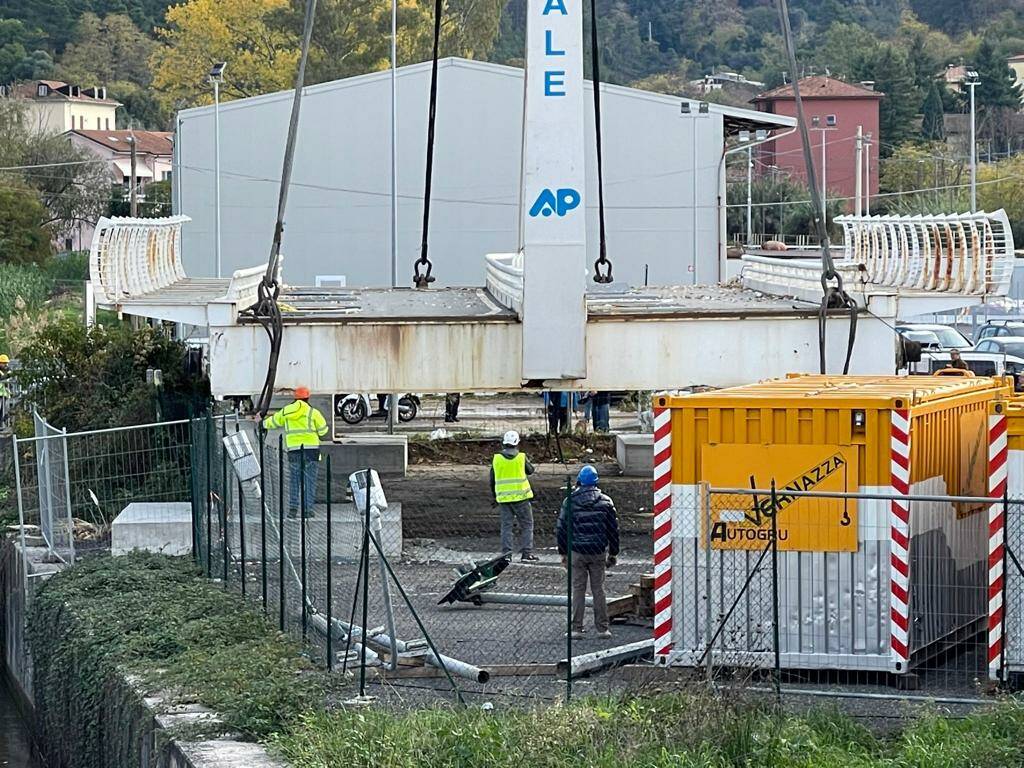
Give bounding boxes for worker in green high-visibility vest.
[490,430,538,562]
[263,386,329,519]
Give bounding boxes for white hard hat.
[502,430,520,446]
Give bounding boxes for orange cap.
[294,386,310,400]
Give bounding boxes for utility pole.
[390,0,398,287]
[966,70,979,211]
[128,130,138,217]
[209,62,226,278]
[854,125,863,217]
[864,133,872,215]
[746,145,753,244]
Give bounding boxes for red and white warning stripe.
[889,408,911,669]
[988,410,1008,680]
[653,404,673,656]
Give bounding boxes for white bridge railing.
[834,210,1015,296]
[89,215,190,303]
[88,216,270,308]
[485,251,524,315]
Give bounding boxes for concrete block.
[228,501,402,562]
[315,436,408,501]
[616,433,654,477]
[111,502,192,556]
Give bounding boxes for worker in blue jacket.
[557,465,620,639]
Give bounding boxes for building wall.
[27,101,116,133]
[757,97,880,209]
[174,60,728,287]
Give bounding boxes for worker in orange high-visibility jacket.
[263,386,329,518]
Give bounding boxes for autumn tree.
[150,0,300,107]
[57,13,156,87]
[287,0,507,86]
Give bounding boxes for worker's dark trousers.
[571,551,609,633]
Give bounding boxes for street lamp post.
[810,115,836,211]
[209,62,226,278]
[966,69,979,212]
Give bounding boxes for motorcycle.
[335,393,420,425]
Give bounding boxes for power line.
[0,159,96,172]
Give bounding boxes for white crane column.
[520,0,588,381]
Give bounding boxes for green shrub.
[0,262,50,318]
[0,185,50,266]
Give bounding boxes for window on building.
[79,115,84,129]
[315,275,347,288]
[37,84,47,97]
[97,117,101,129]
[105,118,110,130]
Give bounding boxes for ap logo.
[529,188,580,217]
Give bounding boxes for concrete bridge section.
[85,213,1013,399]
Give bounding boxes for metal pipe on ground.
[556,639,655,678]
[336,617,489,683]
[476,592,628,607]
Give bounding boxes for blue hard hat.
[577,465,599,486]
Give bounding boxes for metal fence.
[10,417,193,563]
[656,484,1020,703]
[190,413,656,704]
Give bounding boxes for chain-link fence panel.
[661,485,999,703]
[190,413,661,705]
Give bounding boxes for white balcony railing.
[833,210,1015,296]
[88,215,190,304]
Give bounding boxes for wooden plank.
[607,594,636,618]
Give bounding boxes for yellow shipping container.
[653,374,1012,676]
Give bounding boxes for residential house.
[64,129,174,250]
[4,80,119,133]
[752,76,883,208]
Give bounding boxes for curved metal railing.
[834,211,1015,296]
[88,215,190,303]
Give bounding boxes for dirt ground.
[409,434,618,465]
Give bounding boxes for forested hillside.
[2,0,1023,131]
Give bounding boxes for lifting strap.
[589,0,612,283]
[253,0,318,418]
[414,0,444,288]
[775,0,857,373]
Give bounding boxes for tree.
[921,81,946,140]
[854,44,921,153]
[56,13,156,88]
[0,186,50,266]
[0,18,52,84]
[0,101,109,242]
[973,38,1023,111]
[13,319,208,432]
[150,0,300,108]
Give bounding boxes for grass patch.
[24,551,1024,768]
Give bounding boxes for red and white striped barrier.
[989,410,1009,680]
[889,409,911,669]
[653,405,673,657]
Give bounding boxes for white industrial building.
[173,57,793,288]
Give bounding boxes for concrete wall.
[174,58,730,288]
[0,542,283,768]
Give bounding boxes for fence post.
[300,447,308,640]
[565,475,573,702]
[359,467,371,697]
[205,413,213,577]
[60,427,74,565]
[1001,490,1011,681]
[278,435,285,633]
[769,480,781,701]
[235,422,246,598]
[326,455,333,671]
[703,484,713,684]
[260,430,267,614]
[189,418,198,564]
[220,415,228,584]
[12,435,29,628]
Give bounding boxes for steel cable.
[414,0,444,288]
[589,0,612,283]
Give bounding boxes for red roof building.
[752,76,883,210]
